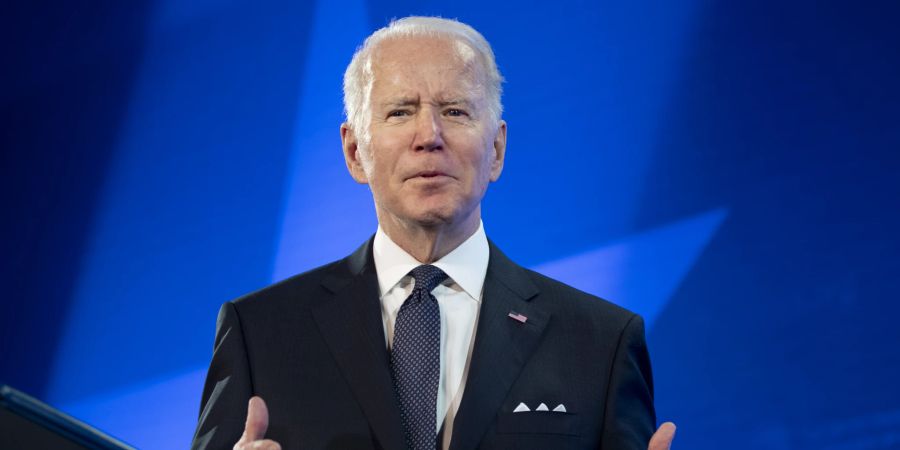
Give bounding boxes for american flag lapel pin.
[508,311,528,323]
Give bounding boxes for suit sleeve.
[191,302,254,450]
[600,314,657,449]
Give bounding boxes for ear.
[489,120,507,182]
[341,123,369,184]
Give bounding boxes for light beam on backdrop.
[534,208,728,328]
[271,0,373,280]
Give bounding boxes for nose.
[413,108,443,152]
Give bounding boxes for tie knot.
[410,265,448,294]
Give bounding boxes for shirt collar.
[372,221,489,301]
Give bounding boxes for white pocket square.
[512,402,567,413]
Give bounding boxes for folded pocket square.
[512,402,567,413]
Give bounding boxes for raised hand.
[233,396,282,450]
[648,422,676,450]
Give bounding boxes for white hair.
[342,16,505,143]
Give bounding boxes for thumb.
[239,396,269,443]
[648,422,676,450]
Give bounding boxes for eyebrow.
[383,97,419,108]
[381,97,475,109]
[436,98,474,108]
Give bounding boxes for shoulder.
[523,267,637,325]
[487,241,637,329]
[226,257,348,321]
[227,237,374,316]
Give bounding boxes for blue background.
[3,0,899,448]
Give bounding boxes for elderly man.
[193,16,675,450]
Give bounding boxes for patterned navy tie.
[391,264,448,450]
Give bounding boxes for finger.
[648,422,676,450]
[238,396,270,444]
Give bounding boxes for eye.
[445,108,468,117]
[387,109,411,118]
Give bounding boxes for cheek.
[363,143,401,184]
[369,127,415,164]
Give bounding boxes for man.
[193,16,676,450]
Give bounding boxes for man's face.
[342,36,506,231]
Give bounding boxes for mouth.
[407,170,451,180]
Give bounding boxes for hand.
[648,422,676,450]
[233,396,282,450]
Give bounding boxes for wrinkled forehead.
[369,35,486,94]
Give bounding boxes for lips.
[407,170,451,180]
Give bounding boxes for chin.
[407,202,479,230]
[389,195,476,229]
[409,210,456,228]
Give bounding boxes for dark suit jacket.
[192,239,655,449]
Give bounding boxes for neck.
[378,209,481,264]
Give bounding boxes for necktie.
[391,264,448,450]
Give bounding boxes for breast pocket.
[496,412,580,436]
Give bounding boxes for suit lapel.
[450,242,549,450]
[311,239,406,450]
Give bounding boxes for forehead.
[369,36,484,99]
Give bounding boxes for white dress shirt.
[372,222,488,449]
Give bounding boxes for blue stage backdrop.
[2,0,899,448]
